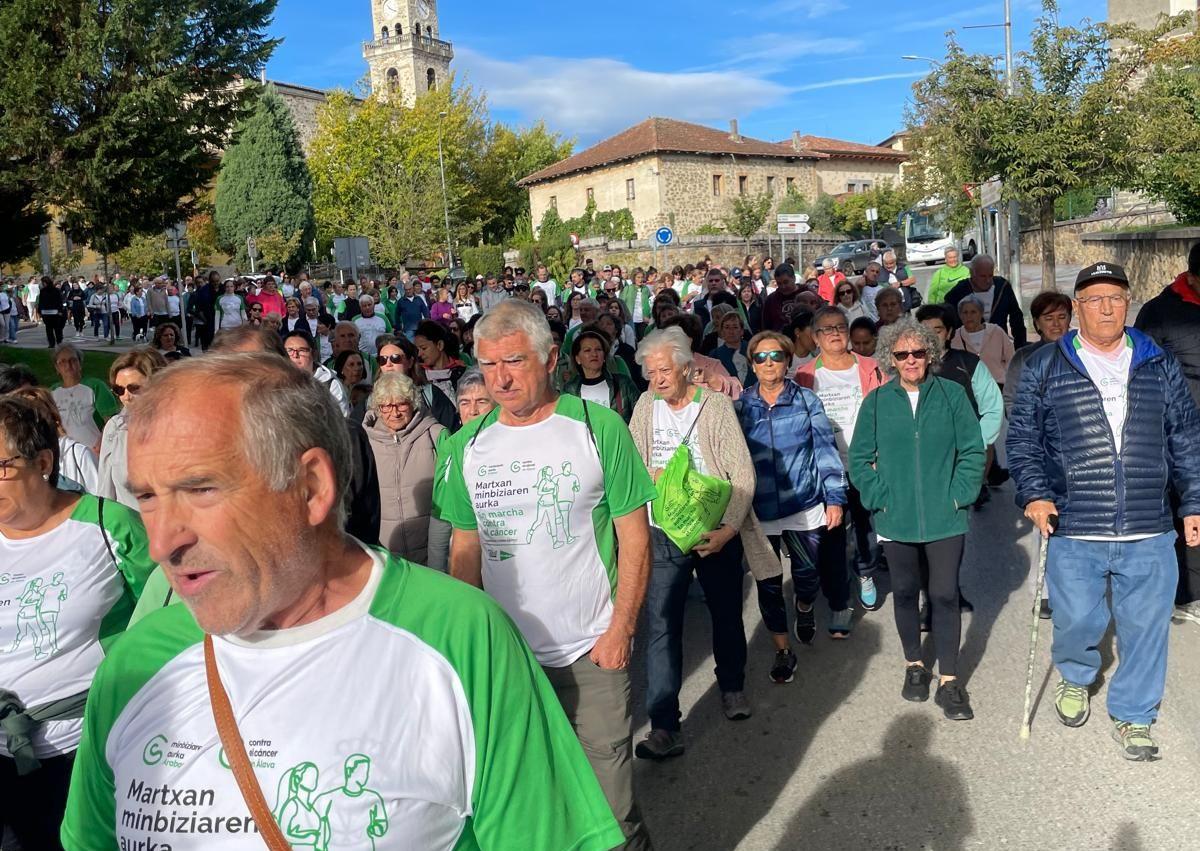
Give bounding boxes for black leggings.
[0,752,74,850]
[883,536,965,677]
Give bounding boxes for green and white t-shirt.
[0,494,153,758]
[61,550,623,851]
[434,396,655,668]
[216,294,247,330]
[52,379,121,449]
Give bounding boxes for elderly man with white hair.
[64,353,622,851]
[353,294,390,356]
[435,298,657,849]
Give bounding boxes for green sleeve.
[86,378,121,425]
[591,404,656,517]
[60,682,116,850]
[127,566,179,627]
[848,390,886,510]
[94,498,157,647]
[432,429,480,530]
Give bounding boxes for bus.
[903,199,979,265]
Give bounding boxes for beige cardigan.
[630,389,780,581]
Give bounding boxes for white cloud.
[791,71,926,92]
[455,47,788,141]
[682,36,863,73]
[754,0,846,17]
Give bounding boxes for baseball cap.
[1074,262,1129,292]
[731,267,742,277]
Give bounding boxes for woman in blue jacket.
[735,330,850,686]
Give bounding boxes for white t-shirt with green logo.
[62,549,623,851]
[0,494,153,758]
[435,395,656,668]
[812,362,864,462]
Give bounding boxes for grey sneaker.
[634,729,684,761]
[721,690,752,721]
[1171,601,1200,625]
[1112,718,1160,762]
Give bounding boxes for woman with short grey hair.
[951,295,1014,386]
[455,368,495,425]
[628,327,778,759]
[849,318,985,721]
[366,372,447,567]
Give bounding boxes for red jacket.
[817,272,846,305]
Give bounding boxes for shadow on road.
[1110,822,1143,851]
[770,713,974,851]
[637,604,883,850]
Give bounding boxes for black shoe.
[935,680,975,720]
[1038,599,1053,620]
[794,605,816,645]
[959,594,974,613]
[902,666,933,702]
[769,648,798,684]
[919,604,932,632]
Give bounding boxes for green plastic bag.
[652,443,732,553]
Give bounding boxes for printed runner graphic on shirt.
[273,755,389,850]
[3,573,69,659]
[527,463,580,548]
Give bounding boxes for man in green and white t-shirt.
[435,299,656,851]
[62,353,622,851]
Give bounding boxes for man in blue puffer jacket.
[1007,262,1200,762]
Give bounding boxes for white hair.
[358,294,374,305]
[473,299,554,364]
[635,327,694,376]
[882,250,897,262]
[368,372,419,409]
[822,258,834,269]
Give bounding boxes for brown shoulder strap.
[204,636,291,851]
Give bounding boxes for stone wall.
[1019,207,1176,267]
[274,83,331,154]
[1078,227,1199,303]
[527,156,668,239]
[573,232,844,272]
[813,158,903,196]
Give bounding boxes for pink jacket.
[794,353,885,395]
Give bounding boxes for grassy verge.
[0,346,118,387]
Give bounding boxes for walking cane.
[1020,514,1058,740]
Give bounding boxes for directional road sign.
[655,226,674,246]
[777,222,812,234]
[777,213,810,224]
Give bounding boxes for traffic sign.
[777,213,810,224]
[654,226,674,246]
[246,237,257,254]
[778,222,811,234]
[797,223,812,234]
[865,208,879,222]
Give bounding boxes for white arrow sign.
[777,213,810,224]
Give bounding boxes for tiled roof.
[518,117,826,186]
[789,134,908,160]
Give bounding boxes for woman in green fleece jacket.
[849,318,985,722]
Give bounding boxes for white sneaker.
[1172,601,1200,625]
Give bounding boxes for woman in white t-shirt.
[951,296,1014,386]
[50,343,120,453]
[216,280,247,330]
[562,329,638,424]
[0,397,154,846]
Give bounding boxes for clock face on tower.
[382,0,399,15]
[416,0,431,19]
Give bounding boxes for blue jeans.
[645,528,747,732]
[1047,532,1178,724]
[7,313,18,340]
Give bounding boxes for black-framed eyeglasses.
[752,350,789,364]
[816,323,849,335]
[0,454,24,481]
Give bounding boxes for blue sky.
[266,0,1106,149]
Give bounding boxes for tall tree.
[0,0,279,261]
[723,193,773,249]
[906,1,1157,289]
[215,84,314,271]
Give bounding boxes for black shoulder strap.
[96,497,117,567]
[681,393,710,445]
[580,399,600,455]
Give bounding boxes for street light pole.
[436,111,454,271]
[1003,0,1023,302]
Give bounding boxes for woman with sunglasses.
[375,338,459,430]
[246,301,265,327]
[835,280,870,324]
[0,398,154,848]
[849,319,985,720]
[736,331,851,686]
[796,307,886,610]
[97,348,168,510]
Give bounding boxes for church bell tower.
[364,0,453,106]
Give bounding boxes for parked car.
[815,240,892,276]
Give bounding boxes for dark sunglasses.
[377,354,406,365]
[752,350,789,364]
[112,383,142,397]
[892,349,929,362]
[249,305,263,312]
[836,288,854,296]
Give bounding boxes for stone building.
[519,118,906,239]
[1108,0,1195,30]
[363,0,453,106]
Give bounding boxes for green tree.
[776,191,839,234]
[0,180,47,265]
[722,193,773,248]
[482,121,574,242]
[906,0,1161,289]
[114,234,172,277]
[832,183,915,238]
[215,84,314,272]
[0,0,278,268]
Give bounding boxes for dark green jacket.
[849,376,985,543]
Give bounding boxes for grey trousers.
[542,654,653,851]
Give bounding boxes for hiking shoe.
[794,604,816,645]
[1171,601,1200,625]
[635,729,684,761]
[828,608,853,639]
[858,575,880,610]
[1038,599,1053,620]
[1054,679,1090,728]
[935,680,974,720]
[1112,719,1159,761]
[769,648,798,684]
[901,666,933,702]
[721,691,752,721]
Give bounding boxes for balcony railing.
[363,32,454,60]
